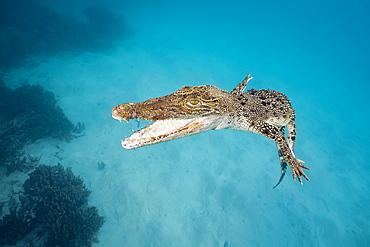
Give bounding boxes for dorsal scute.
[231,73,253,95]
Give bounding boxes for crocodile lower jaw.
[121,116,223,149]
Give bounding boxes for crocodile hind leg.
[272,126,295,189]
[273,144,288,188]
[273,126,288,188]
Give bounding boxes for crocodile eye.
[187,99,200,106]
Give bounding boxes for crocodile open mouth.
[116,116,223,149]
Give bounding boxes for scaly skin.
[112,74,311,186]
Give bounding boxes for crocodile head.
[112,85,232,149]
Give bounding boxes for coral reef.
[0,0,134,68]
[0,206,35,246]
[0,164,104,247]
[0,81,83,174]
[97,161,107,170]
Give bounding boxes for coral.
[2,155,41,176]
[0,164,105,247]
[72,122,86,137]
[97,161,107,170]
[0,206,35,246]
[0,82,84,174]
[11,84,74,141]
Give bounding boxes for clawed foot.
[292,159,311,184]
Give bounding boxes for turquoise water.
[1,0,369,246]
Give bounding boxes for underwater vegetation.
[0,0,134,68]
[0,164,105,247]
[0,80,84,174]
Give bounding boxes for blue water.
[1,0,369,246]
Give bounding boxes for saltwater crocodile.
[111,73,310,186]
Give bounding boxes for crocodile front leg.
[244,120,311,184]
[263,121,310,183]
[273,124,305,188]
[277,136,310,183]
